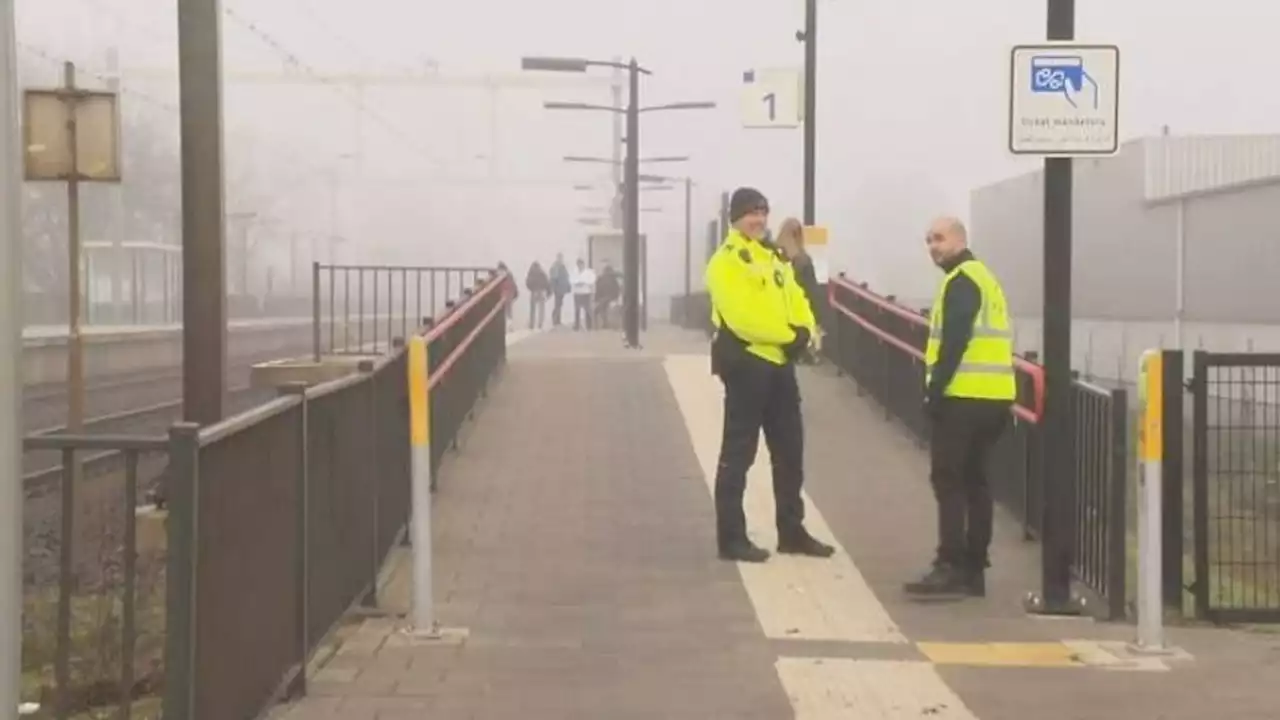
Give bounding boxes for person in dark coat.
[525,261,550,329]
[548,253,572,327]
[776,218,822,363]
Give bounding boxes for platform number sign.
[761,92,776,122]
[741,68,800,129]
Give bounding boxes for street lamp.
[563,154,689,165]
[523,54,715,348]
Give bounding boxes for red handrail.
[421,270,511,389]
[422,270,508,344]
[827,275,1044,424]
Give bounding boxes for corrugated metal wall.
[970,135,1280,325]
[1144,135,1280,202]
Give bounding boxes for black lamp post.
[523,56,714,348]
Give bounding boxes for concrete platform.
[274,327,1280,720]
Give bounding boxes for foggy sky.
[16,0,1280,302]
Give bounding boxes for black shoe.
[777,532,836,558]
[903,563,969,597]
[965,569,986,598]
[719,539,770,563]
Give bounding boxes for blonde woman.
[776,218,822,361]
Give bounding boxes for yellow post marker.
[1135,349,1166,652]
[405,336,438,636]
[407,336,429,447]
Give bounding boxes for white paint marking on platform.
[664,354,906,644]
[506,328,545,346]
[776,658,978,719]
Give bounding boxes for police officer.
[705,187,835,563]
[904,216,1016,597]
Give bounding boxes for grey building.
[970,134,1280,381]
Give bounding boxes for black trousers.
[552,293,566,325]
[713,353,806,547]
[573,294,593,329]
[928,398,1010,569]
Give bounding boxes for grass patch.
[22,508,168,718]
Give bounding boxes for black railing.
[825,275,1129,620]
[311,263,495,360]
[20,435,170,718]
[1190,351,1280,622]
[162,269,511,720]
[19,269,512,719]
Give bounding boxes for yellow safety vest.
[924,259,1016,400]
[706,230,815,366]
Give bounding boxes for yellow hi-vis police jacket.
[706,229,816,366]
[924,259,1017,400]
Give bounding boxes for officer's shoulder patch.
[737,248,752,264]
[720,242,737,254]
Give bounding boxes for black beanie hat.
[728,187,769,222]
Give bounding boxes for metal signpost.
[1010,0,1121,617]
[24,64,123,435]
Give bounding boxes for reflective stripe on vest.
[924,260,1017,401]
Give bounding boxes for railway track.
[21,345,309,432]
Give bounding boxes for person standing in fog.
[594,263,621,329]
[904,216,1015,598]
[776,218,821,364]
[706,187,834,563]
[570,258,597,331]
[548,253,571,327]
[497,261,517,323]
[525,261,550,329]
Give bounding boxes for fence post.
[1190,351,1210,619]
[1160,350,1185,614]
[357,360,379,609]
[1107,386,1129,621]
[276,384,310,697]
[1135,350,1166,649]
[163,423,201,720]
[311,261,321,362]
[406,335,439,636]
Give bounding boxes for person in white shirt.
[570,258,597,331]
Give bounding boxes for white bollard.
[406,336,439,637]
[1135,349,1164,651]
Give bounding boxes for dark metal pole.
[1037,0,1078,614]
[683,176,692,323]
[623,58,641,348]
[801,0,817,225]
[0,2,24,706]
[178,0,227,424]
[64,63,85,434]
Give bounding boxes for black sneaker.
[903,563,969,597]
[777,532,836,558]
[965,569,986,598]
[719,539,770,563]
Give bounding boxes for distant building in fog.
[971,134,1280,381]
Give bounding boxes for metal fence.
[311,263,496,359]
[20,270,512,719]
[1190,351,1280,622]
[825,275,1129,620]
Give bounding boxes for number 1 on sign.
[762,92,776,121]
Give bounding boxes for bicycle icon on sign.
[1030,55,1099,109]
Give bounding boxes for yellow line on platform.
[917,641,1084,668]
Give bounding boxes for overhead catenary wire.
[222,3,445,169]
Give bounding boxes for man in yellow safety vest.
[904,216,1016,598]
[705,187,835,563]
